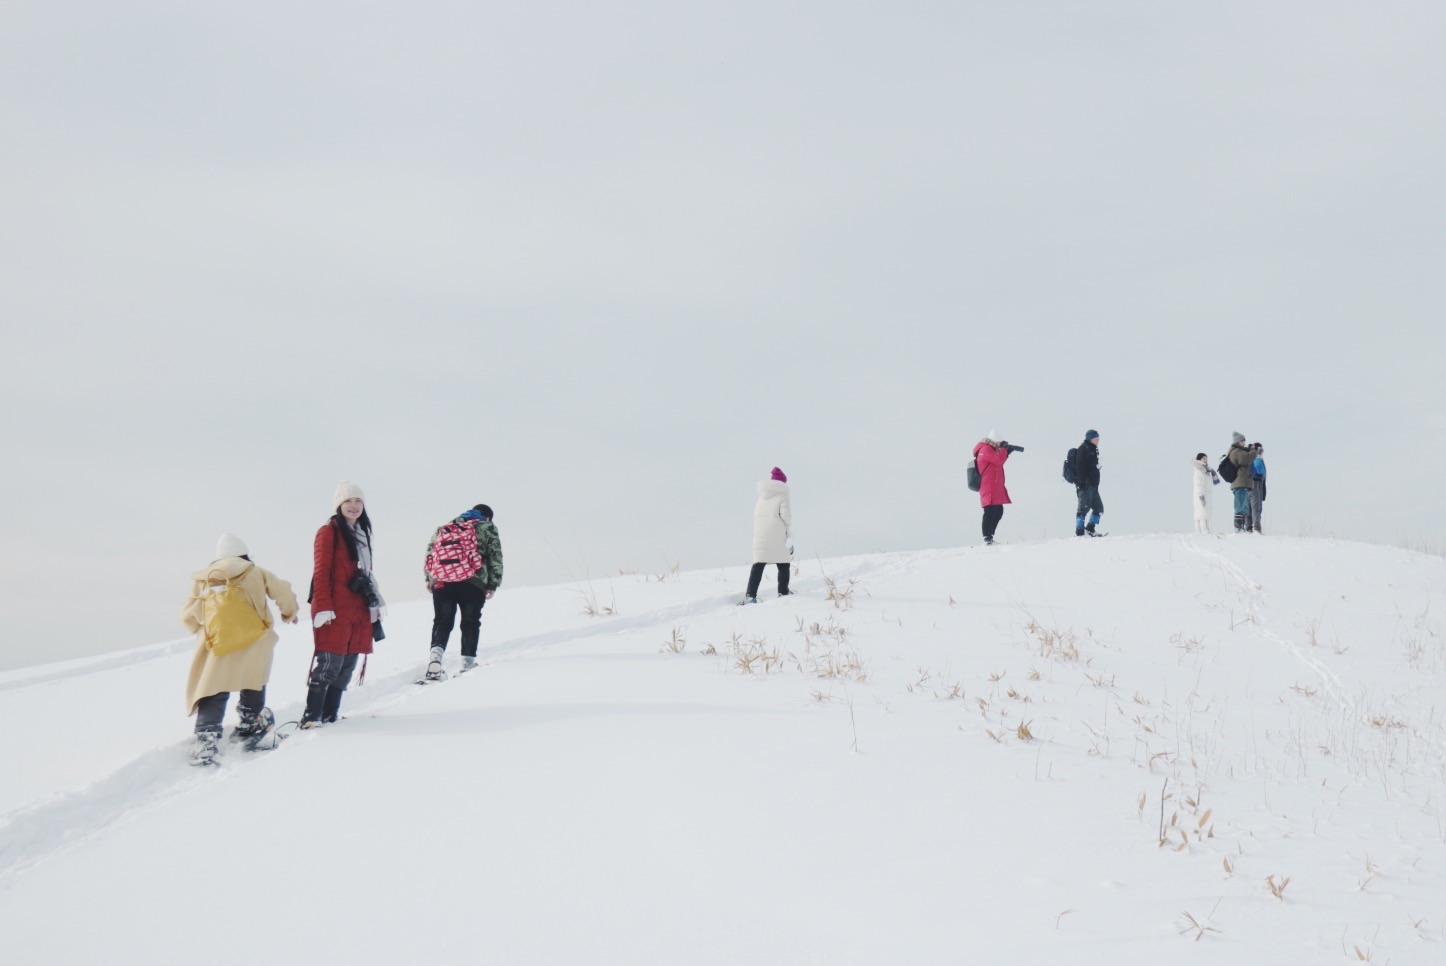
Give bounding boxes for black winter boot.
[321,687,344,724]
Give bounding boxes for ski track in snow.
[0,638,194,694]
[0,570,888,885]
[1176,535,1354,716]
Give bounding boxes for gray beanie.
[1232,432,1246,444]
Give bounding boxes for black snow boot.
[321,686,344,724]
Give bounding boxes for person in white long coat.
[744,467,793,603]
[1192,453,1219,533]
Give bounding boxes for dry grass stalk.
[1015,720,1035,741]
[573,581,616,617]
[1178,910,1221,941]
[1265,874,1291,900]
[661,627,686,654]
[823,576,859,609]
[1024,617,1082,663]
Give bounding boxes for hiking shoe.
[1075,528,1085,537]
[190,731,220,766]
[233,706,268,739]
[461,656,478,671]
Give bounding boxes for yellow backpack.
[200,566,269,657]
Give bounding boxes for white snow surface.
[3,535,1445,964]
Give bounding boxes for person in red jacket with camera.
[973,431,1023,546]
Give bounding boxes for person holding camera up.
[1074,430,1104,537]
[973,431,1022,545]
[304,481,384,728]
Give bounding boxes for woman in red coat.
[304,481,385,727]
[973,432,1022,546]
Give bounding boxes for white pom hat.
[333,481,365,511]
[214,532,249,560]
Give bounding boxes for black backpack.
[967,458,981,492]
[1218,454,1238,484]
[1062,448,1078,485]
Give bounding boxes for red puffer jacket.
[973,441,1012,507]
[310,521,374,655]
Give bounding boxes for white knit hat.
[986,429,1000,443]
[214,532,249,560]
[332,480,365,511]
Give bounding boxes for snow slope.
[2,535,1444,964]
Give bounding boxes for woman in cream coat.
[744,467,793,603]
[181,533,298,763]
[1192,453,1219,534]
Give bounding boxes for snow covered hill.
[2,535,1444,964]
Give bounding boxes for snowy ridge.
[3,536,1446,964]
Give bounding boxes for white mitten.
[313,611,336,628]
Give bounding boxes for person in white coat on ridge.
[1192,453,1219,534]
[743,466,793,603]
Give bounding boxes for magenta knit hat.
[771,466,787,483]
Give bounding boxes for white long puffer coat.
[752,479,793,563]
[1192,456,1216,530]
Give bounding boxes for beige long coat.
[181,557,299,714]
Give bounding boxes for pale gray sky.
[3,1,1444,670]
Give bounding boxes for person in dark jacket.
[1074,430,1103,537]
[303,481,384,727]
[423,504,504,680]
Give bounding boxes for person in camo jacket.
[1227,432,1254,532]
[423,504,504,680]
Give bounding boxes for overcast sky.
[2,1,1444,671]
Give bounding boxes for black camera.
[1004,443,1025,453]
[348,573,380,607]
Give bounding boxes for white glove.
[313,611,336,628]
[376,606,388,620]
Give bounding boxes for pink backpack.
[425,520,484,584]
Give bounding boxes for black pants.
[195,688,265,736]
[431,582,488,657]
[982,505,1004,540]
[1075,484,1103,530]
[305,651,359,722]
[746,562,791,598]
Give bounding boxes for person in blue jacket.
[1248,443,1267,533]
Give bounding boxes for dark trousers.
[305,651,359,721]
[195,688,265,736]
[431,582,488,657]
[982,505,1005,540]
[1249,480,1266,532]
[746,562,791,598]
[1075,484,1103,530]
